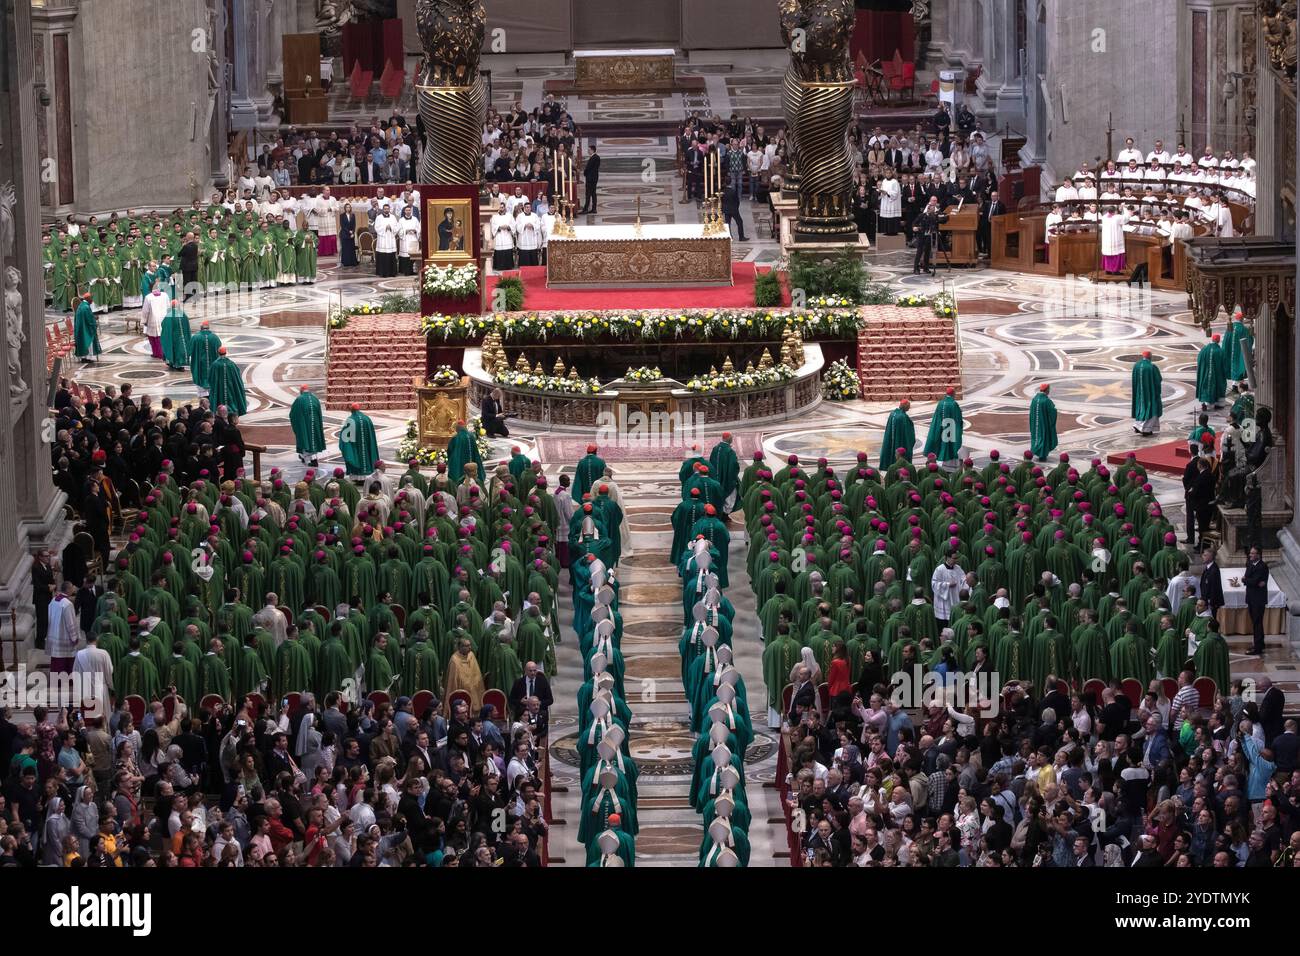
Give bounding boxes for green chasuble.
[1195,340,1227,404]
[365,647,395,693]
[117,652,161,702]
[207,354,248,415]
[316,637,355,699]
[199,651,233,701]
[761,634,802,711]
[923,394,963,461]
[189,327,223,390]
[1109,634,1153,685]
[161,302,192,369]
[73,299,101,358]
[1193,633,1230,694]
[161,655,198,707]
[879,406,916,469]
[340,409,379,477]
[446,424,484,482]
[290,390,327,457]
[1072,624,1110,683]
[1028,390,1058,460]
[1130,356,1163,424]
[275,639,314,698]
[708,440,740,510]
[1154,628,1189,679]
[574,452,606,501]
[232,645,267,704]
[1225,319,1253,381]
[403,639,443,696]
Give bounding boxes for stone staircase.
[325,313,425,411]
[856,306,962,402]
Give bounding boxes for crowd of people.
[731,414,1289,866]
[251,118,420,188]
[10,414,571,866]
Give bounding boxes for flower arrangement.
[822,359,861,401]
[685,364,796,393]
[493,369,603,395]
[623,366,663,383]
[420,307,862,343]
[422,262,480,298]
[429,365,460,386]
[805,294,858,310]
[896,293,929,307]
[395,417,490,465]
[328,294,422,330]
[931,292,957,318]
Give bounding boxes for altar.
[572,48,676,91]
[546,224,733,288]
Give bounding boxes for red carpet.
[486,263,783,312]
[1106,439,1191,478]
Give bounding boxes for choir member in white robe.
[1146,141,1171,164]
[237,169,257,197]
[396,208,421,275]
[316,188,340,257]
[1044,204,1064,243]
[373,205,399,278]
[281,195,300,232]
[1100,207,1128,274]
[515,207,542,267]
[490,202,516,272]
[254,169,275,200]
[877,172,901,236]
[538,198,554,266]
[1212,197,1234,238]
[1054,179,1078,203]
[1116,139,1143,164]
[143,288,169,359]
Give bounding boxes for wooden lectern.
[939,206,979,266]
[283,34,328,125]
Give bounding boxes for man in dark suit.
[1257,677,1285,745]
[580,146,600,213]
[1181,448,1202,544]
[1200,546,1225,615]
[1243,545,1270,656]
[901,176,922,243]
[508,661,553,720]
[1189,459,1217,550]
[978,188,1004,257]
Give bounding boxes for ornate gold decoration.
[533,361,545,375]
[573,54,674,91]
[546,235,733,286]
[722,356,735,373]
[1260,0,1297,87]
[514,352,530,372]
[779,0,858,242]
[415,380,469,449]
[416,0,487,183]
[759,348,774,369]
[567,366,580,381]
[552,356,566,376]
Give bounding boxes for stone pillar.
[975,0,1027,125]
[1252,300,1289,507]
[229,0,259,130]
[928,0,954,65]
[0,0,68,657]
[30,2,78,218]
[1254,35,1277,235]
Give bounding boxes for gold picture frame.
[425,198,475,264]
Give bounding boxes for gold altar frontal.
[573,48,675,91]
[546,224,733,288]
[413,378,469,449]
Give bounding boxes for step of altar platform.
[855,308,962,403]
[326,313,428,411]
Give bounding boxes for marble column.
[229,0,259,130]
[1251,300,1289,508]
[975,0,1027,124]
[1254,35,1277,235]
[0,0,69,656]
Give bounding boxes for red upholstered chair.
[1159,678,1179,704]
[448,689,471,715]
[200,694,226,714]
[410,689,435,721]
[780,683,794,716]
[483,688,508,724]
[1119,679,1144,711]
[817,682,831,714]
[124,695,146,726]
[161,695,178,723]
[284,692,301,718]
[367,691,390,708]
[1193,677,1217,709]
[1081,679,1106,705]
[391,604,406,629]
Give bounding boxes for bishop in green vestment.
[1028,384,1057,461]
[207,348,248,416]
[190,322,222,394]
[1196,335,1227,407]
[73,294,101,361]
[340,405,379,477]
[446,420,484,482]
[1225,314,1253,382]
[290,386,326,466]
[1130,350,1163,434]
[880,400,916,469]
[708,433,741,514]
[161,301,192,369]
[1193,625,1230,694]
[117,641,161,702]
[923,389,963,464]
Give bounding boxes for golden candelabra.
[551,153,578,238]
[634,195,643,236]
[702,147,727,236]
